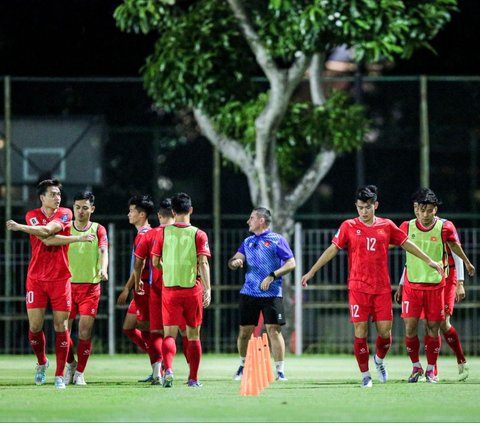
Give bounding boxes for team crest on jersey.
[29,217,39,225]
[430,236,438,241]
[377,229,384,234]
[60,213,69,222]
[356,230,361,235]
[264,241,271,247]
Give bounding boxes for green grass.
[0,354,478,422]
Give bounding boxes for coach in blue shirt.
[228,207,296,382]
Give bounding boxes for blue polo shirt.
[238,229,294,298]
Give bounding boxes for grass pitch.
[0,354,478,422]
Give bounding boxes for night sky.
[0,0,479,77]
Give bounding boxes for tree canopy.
[115,0,457,235]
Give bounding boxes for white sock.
[275,361,285,373]
[240,357,245,367]
[361,371,371,379]
[374,354,383,364]
[412,361,421,368]
[426,364,435,372]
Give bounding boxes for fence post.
[294,222,303,355]
[108,223,116,355]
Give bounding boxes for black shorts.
[239,294,286,326]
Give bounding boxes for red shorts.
[26,276,71,312]
[128,282,150,321]
[69,283,101,319]
[444,269,457,316]
[401,284,445,321]
[149,282,163,331]
[162,288,202,328]
[348,290,392,323]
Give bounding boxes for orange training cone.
[262,333,275,383]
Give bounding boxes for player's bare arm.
[152,254,162,269]
[99,246,109,281]
[198,254,211,308]
[6,219,62,238]
[228,253,245,270]
[133,257,146,294]
[260,257,296,291]
[116,271,135,305]
[447,241,476,277]
[301,244,339,287]
[41,233,95,246]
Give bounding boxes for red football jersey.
[134,226,162,285]
[333,217,408,294]
[26,207,73,281]
[132,224,152,282]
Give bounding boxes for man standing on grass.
[152,192,211,388]
[397,188,475,383]
[63,190,109,386]
[133,197,176,385]
[228,207,296,382]
[301,185,443,388]
[116,194,158,381]
[6,179,93,389]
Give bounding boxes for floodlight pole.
[4,76,12,353]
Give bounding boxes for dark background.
[1,0,479,224]
[1,0,479,77]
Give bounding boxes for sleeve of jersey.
[134,237,148,260]
[151,227,164,257]
[238,241,246,256]
[196,230,211,257]
[443,221,461,244]
[97,224,109,248]
[332,222,347,249]
[389,220,408,246]
[54,208,72,230]
[276,236,294,260]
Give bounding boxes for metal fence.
[1,225,478,356]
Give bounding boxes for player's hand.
[135,280,145,295]
[81,233,95,242]
[116,288,129,305]
[6,220,20,231]
[301,272,313,288]
[99,269,108,281]
[455,282,465,302]
[230,258,243,269]
[466,263,476,277]
[394,285,403,304]
[429,261,444,277]
[202,288,211,308]
[260,275,274,291]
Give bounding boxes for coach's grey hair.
[253,207,272,226]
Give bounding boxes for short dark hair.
[253,207,272,226]
[158,198,173,218]
[36,179,62,196]
[128,194,155,216]
[355,185,378,203]
[412,188,441,206]
[171,192,192,214]
[73,190,95,204]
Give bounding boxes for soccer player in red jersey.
[133,197,176,384]
[151,192,211,388]
[63,190,109,386]
[396,189,475,383]
[6,179,93,389]
[300,185,443,388]
[116,194,157,380]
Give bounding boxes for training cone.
[262,333,275,383]
[240,337,260,396]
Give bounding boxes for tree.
[115,0,457,236]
